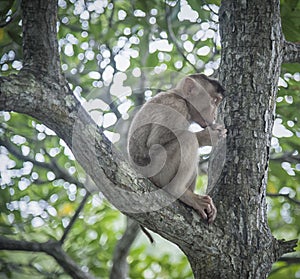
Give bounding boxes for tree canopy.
[0,0,300,278]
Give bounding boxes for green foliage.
[281,0,300,41]
[281,0,300,74]
[267,74,300,278]
[0,0,22,74]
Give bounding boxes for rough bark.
[202,0,298,278]
[21,0,61,81]
[283,41,300,63]
[0,0,298,278]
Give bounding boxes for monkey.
[127,74,226,224]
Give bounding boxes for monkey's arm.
[195,129,212,147]
[195,125,227,147]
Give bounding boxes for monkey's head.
[176,74,225,128]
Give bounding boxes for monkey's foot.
[194,195,217,224]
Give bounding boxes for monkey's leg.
[183,175,217,223]
[149,130,198,191]
[149,131,217,223]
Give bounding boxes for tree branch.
[0,259,64,277]
[201,0,219,16]
[0,73,218,254]
[0,136,85,188]
[270,151,300,164]
[274,239,298,259]
[60,192,90,244]
[282,41,300,63]
[268,255,300,276]
[165,4,199,72]
[267,193,300,206]
[0,236,96,279]
[21,0,61,80]
[108,0,115,29]
[278,256,300,264]
[110,218,140,279]
[0,0,21,28]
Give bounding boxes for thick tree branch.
[0,236,96,279]
[21,0,61,80]
[1,0,298,277]
[0,73,222,254]
[282,41,300,63]
[275,239,298,259]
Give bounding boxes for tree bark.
[21,0,61,81]
[201,0,297,278]
[283,41,300,63]
[0,0,297,278]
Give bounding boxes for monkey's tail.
[140,225,154,244]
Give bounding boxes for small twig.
[0,136,85,188]
[108,0,115,29]
[277,256,300,264]
[201,0,218,16]
[282,41,300,63]
[60,192,90,244]
[0,259,63,277]
[0,0,21,28]
[270,151,300,164]
[165,3,199,72]
[0,137,51,169]
[267,193,300,206]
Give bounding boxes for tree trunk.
[183,0,292,278]
[0,0,297,278]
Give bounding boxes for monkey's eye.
[215,95,223,104]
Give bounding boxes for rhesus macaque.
[127,74,226,223]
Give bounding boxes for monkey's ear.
[182,77,196,96]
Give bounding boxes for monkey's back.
[127,91,190,167]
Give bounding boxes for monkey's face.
[187,87,223,128]
[178,75,224,127]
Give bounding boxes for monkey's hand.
[196,124,226,147]
[209,124,227,145]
